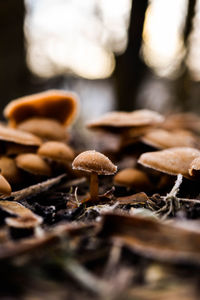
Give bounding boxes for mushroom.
[162,112,200,134]
[6,215,42,229]
[6,215,42,239]
[5,142,37,156]
[87,110,164,131]
[4,89,78,128]
[72,150,117,201]
[189,157,200,177]
[18,117,68,141]
[141,129,200,150]
[87,110,164,152]
[0,174,12,195]
[38,141,75,163]
[138,147,200,179]
[0,124,42,146]
[114,168,152,191]
[0,156,22,184]
[16,153,51,177]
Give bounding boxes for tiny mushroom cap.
[0,157,21,184]
[114,168,151,190]
[18,117,68,141]
[6,215,42,228]
[38,141,75,163]
[72,150,117,175]
[162,112,200,134]
[0,125,42,146]
[141,129,200,149]
[5,143,37,156]
[16,153,51,176]
[138,147,200,179]
[0,174,12,195]
[189,157,200,177]
[4,89,78,127]
[87,109,164,131]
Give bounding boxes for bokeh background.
[1,0,200,123]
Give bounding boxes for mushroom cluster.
[87,109,200,194]
[0,90,78,195]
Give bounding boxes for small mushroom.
[18,117,68,141]
[141,129,200,149]
[38,141,75,163]
[16,153,51,177]
[114,168,152,191]
[4,89,78,127]
[138,147,200,179]
[0,174,12,195]
[162,112,200,134]
[6,215,42,239]
[0,156,22,184]
[5,142,37,156]
[6,215,42,229]
[72,150,117,201]
[189,157,200,177]
[87,110,164,152]
[0,125,42,146]
[87,110,164,131]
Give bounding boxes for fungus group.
[1,88,200,226]
[0,89,78,195]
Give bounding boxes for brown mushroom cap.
[5,143,37,156]
[189,157,200,177]
[114,168,151,189]
[0,174,12,195]
[0,125,42,146]
[87,110,164,131]
[0,200,37,218]
[16,153,51,176]
[0,157,21,184]
[6,215,42,228]
[138,147,200,179]
[4,89,78,127]
[18,117,68,141]
[162,112,200,134]
[72,150,117,175]
[141,129,199,149]
[38,141,75,162]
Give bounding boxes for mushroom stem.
[90,172,99,201]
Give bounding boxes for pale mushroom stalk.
[90,172,99,201]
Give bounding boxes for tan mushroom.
[38,141,75,163]
[0,125,42,146]
[6,215,42,229]
[0,174,12,195]
[0,157,21,184]
[16,153,51,177]
[4,89,78,127]
[87,110,164,131]
[162,112,200,134]
[189,157,200,177]
[5,143,37,156]
[138,147,200,179]
[87,110,164,152]
[18,117,68,141]
[114,168,151,191]
[141,129,200,149]
[72,150,117,201]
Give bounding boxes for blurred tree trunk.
[114,0,148,111]
[174,0,197,111]
[0,0,33,114]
